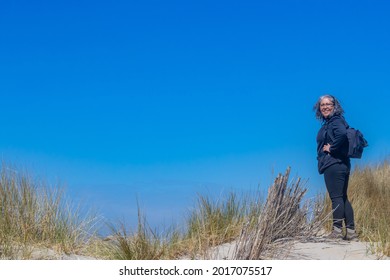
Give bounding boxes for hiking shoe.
[346,229,359,241]
[325,227,344,240]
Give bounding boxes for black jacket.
[316,114,350,174]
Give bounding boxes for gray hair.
[313,94,345,121]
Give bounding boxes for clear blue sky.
[1,0,390,230]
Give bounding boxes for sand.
[284,240,388,260]
[204,239,389,260]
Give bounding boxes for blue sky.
[1,0,390,229]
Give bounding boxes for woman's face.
[320,97,334,119]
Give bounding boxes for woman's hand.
[322,144,330,154]
[323,144,331,153]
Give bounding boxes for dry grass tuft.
[234,167,327,260]
[183,192,251,257]
[0,163,99,259]
[93,202,189,260]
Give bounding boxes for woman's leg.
[324,163,350,230]
[342,170,355,230]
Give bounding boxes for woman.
[314,95,358,241]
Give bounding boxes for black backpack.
[345,126,368,158]
[327,118,368,159]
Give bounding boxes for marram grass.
[349,161,390,256]
[0,164,99,259]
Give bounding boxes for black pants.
[324,162,355,230]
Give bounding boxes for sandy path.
[205,239,389,260]
[284,240,388,260]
